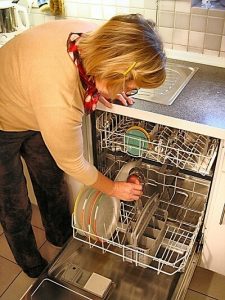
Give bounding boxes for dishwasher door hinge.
[196,228,204,253]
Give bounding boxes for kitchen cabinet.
[200,140,225,275]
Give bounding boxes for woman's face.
[95,78,138,99]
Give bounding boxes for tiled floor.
[0,205,225,300]
[0,205,61,300]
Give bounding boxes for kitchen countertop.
[98,59,225,139]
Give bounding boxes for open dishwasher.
[26,110,219,300]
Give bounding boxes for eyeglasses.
[122,74,139,97]
[125,88,139,97]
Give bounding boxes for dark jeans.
[0,130,72,274]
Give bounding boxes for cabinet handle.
[219,203,225,225]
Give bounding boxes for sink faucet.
[201,0,212,8]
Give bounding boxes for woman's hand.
[110,181,143,201]
[98,93,134,108]
[114,92,135,106]
[98,95,112,108]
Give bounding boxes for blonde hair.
[78,14,166,98]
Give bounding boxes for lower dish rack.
[72,158,210,276]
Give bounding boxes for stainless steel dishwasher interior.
[134,62,198,105]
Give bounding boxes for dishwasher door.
[23,238,199,300]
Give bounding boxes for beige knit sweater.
[0,19,98,186]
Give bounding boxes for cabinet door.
[200,140,225,276]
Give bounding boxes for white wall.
[28,0,225,58]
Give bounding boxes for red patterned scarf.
[67,32,100,114]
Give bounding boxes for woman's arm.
[91,171,143,201]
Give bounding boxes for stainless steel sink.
[134,62,198,105]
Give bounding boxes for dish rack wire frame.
[96,112,218,176]
[72,159,210,276]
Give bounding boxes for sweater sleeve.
[32,104,98,186]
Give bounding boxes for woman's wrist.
[91,171,115,195]
[108,181,117,197]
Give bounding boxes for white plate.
[73,187,94,236]
[82,190,101,239]
[115,160,142,182]
[91,193,120,242]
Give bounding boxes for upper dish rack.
[72,158,210,276]
[96,112,218,176]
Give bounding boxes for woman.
[0,14,166,278]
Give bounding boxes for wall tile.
[64,2,77,17]
[173,44,187,51]
[158,26,173,43]
[175,12,190,30]
[175,0,191,13]
[221,36,225,51]
[206,17,224,34]
[190,14,207,32]
[159,11,174,28]
[76,3,90,18]
[104,0,116,5]
[173,28,189,45]
[208,9,225,17]
[191,7,208,15]
[116,0,130,6]
[29,0,225,57]
[44,15,55,23]
[144,9,156,22]
[189,31,205,47]
[83,0,101,4]
[116,6,130,14]
[144,0,157,9]
[159,0,175,12]
[129,7,145,14]
[90,5,103,19]
[30,13,45,26]
[130,0,144,8]
[76,0,101,3]
[204,33,222,50]
[163,42,173,49]
[103,6,117,19]
[188,46,203,53]
[203,49,219,56]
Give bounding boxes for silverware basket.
[125,209,168,268]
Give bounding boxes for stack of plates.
[125,126,149,157]
[73,187,120,242]
[74,161,142,242]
